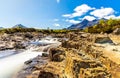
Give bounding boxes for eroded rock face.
[64,49,111,78]
[17,32,120,78]
[21,47,111,78]
[38,62,66,78]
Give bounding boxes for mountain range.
[67,19,106,29]
[0,19,105,29]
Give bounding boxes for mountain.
[0,27,3,29]
[68,19,99,29]
[13,24,27,28]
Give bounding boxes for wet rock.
[13,42,26,49]
[42,53,49,57]
[25,59,33,65]
[16,56,48,78]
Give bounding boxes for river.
[0,37,60,78]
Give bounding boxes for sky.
[0,0,120,29]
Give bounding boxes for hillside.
[84,19,120,33]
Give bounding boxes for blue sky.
[0,0,120,29]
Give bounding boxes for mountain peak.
[13,24,27,28]
[82,19,89,21]
[67,19,99,29]
[81,19,89,23]
[0,27,3,29]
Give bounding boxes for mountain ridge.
[67,19,106,29]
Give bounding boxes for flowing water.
[0,37,60,78]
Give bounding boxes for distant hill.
[68,19,106,29]
[0,27,3,29]
[12,24,27,28]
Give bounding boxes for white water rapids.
[0,37,60,78]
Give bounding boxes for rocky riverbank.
[0,32,120,78]
[0,32,62,78]
[13,32,120,78]
[0,32,45,50]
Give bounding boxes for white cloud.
[104,15,120,19]
[74,4,95,12]
[83,16,96,21]
[66,19,80,24]
[104,15,116,19]
[62,14,72,18]
[56,0,60,3]
[90,7,120,19]
[53,23,60,27]
[53,19,59,21]
[63,5,120,25]
[90,7,115,18]
[115,16,120,19]
[62,4,95,18]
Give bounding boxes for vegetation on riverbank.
[1,18,120,34]
[84,19,120,33]
[0,28,81,34]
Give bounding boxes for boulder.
[113,28,120,35]
[94,36,113,44]
[49,48,65,62]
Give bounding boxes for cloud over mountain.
[66,19,80,24]
[62,4,95,18]
[90,7,115,18]
[63,4,120,24]
[83,16,96,21]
